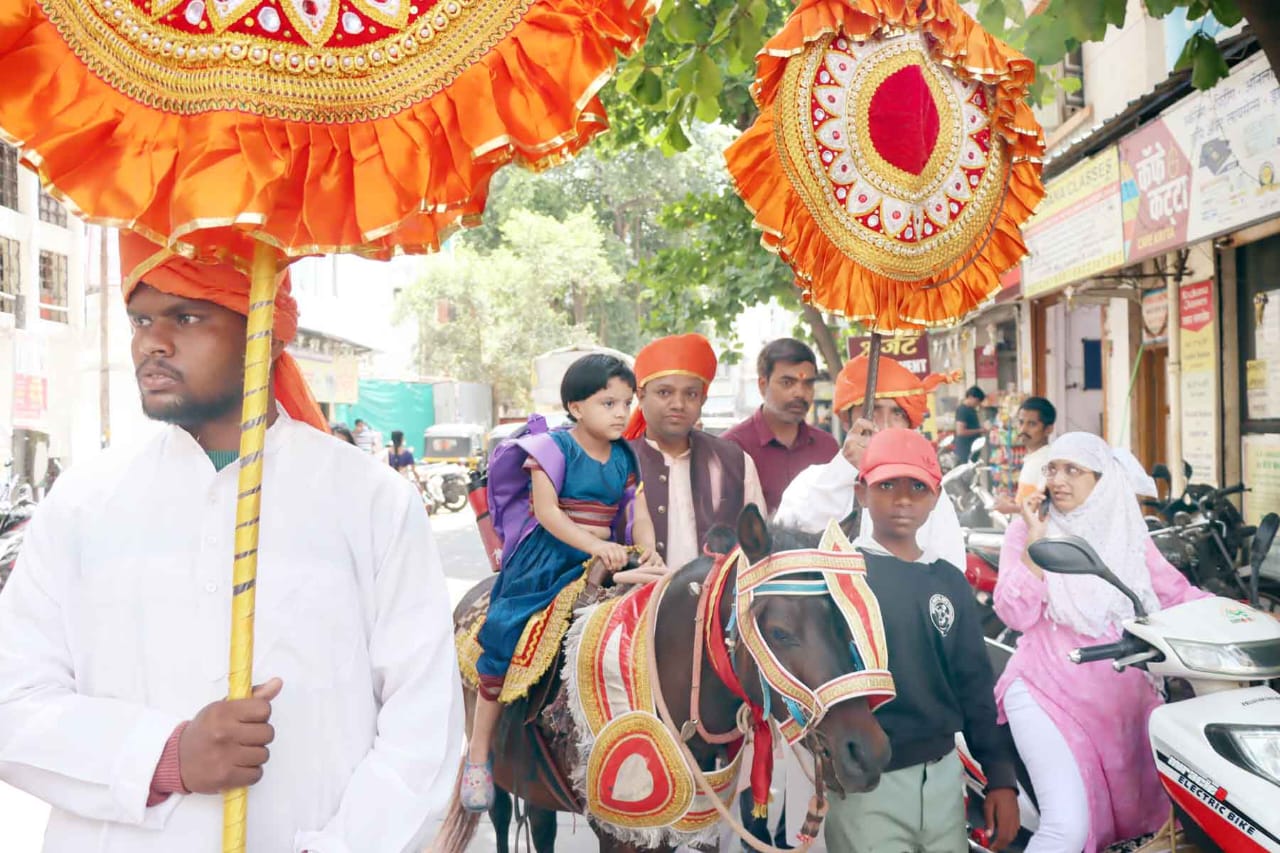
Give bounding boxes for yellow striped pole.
[222,241,279,853]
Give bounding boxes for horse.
[433,505,892,853]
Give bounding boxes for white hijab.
[1042,432,1162,638]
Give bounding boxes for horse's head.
[728,505,892,793]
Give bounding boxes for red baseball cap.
[859,428,942,493]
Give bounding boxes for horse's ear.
[737,504,771,563]
[704,524,737,556]
[839,508,862,541]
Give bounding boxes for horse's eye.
[767,626,794,645]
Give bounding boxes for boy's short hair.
[965,386,986,401]
[859,428,942,493]
[1019,396,1056,426]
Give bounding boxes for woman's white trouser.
[1003,679,1089,853]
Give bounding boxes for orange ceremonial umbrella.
[724,0,1045,413]
[0,0,652,845]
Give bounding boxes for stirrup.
[460,758,494,813]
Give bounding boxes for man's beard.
[142,387,242,427]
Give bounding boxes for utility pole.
[99,227,110,448]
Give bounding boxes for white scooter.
[960,513,1280,852]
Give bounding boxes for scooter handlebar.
[1069,636,1145,664]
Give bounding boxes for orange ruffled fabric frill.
[0,0,652,266]
[724,0,1045,333]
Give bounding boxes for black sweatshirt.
[862,549,1017,791]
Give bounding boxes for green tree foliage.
[396,212,609,411]
[612,0,1277,141]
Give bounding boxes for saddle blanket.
[562,582,743,849]
[456,574,588,704]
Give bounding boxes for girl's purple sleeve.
[993,518,1049,632]
[1146,537,1211,608]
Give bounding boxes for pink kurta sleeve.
[994,518,1050,632]
[1146,537,1212,608]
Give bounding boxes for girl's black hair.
[560,353,636,420]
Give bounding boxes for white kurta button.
[204,582,217,593]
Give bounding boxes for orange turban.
[834,355,956,429]
[623,333,718,440]
[119,233,328,432]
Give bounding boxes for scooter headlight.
[1206,724,1280,788]
[1167,638,1280,678]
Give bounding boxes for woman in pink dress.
[994,432,1209,852]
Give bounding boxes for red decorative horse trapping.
[563,583,744,848]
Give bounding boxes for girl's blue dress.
[476,430,635,680]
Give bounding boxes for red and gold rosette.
[0,0,653,264]
[725,0,1045,332]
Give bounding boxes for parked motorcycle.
[1146,478,1280,612]
[961,515,1280,853]
[417,461,469,513]
[944,458,1009,531]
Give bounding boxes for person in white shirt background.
[0,234,462,853]
[995,397,1057,516]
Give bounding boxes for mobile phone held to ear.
[1039,488,1051,520]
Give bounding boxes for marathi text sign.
[848,334,930,378]
[1021,148,1126,298]
[1120,118,1191,263]
[1173,52,1280,244]
[1179,280,1218,486]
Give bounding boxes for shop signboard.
[1179,280,1219,485]
[1164,53,1280,245]
[290,348,360,405]
[848,334,931,378]
[1119,118,1192,264]
[1243,433,1280,527]
[1021,148,1126,298]
[12,330,49,432]
[1141,288,1170,345]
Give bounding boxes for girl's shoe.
[460,759,494,813]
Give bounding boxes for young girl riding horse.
[463,353,666,812]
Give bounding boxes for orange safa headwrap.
[120,233,328,432]
[834,355,957,429]
[623,333,718,440]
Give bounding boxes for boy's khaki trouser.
[823,750,968,853]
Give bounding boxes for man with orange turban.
[625,333,765,570]
[775,354,966,573]
[0,234,462,853]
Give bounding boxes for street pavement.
[0,505,600,852]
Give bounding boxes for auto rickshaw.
[422,423,487,472]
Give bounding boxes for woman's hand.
[1020,492,1049,543]
[614,550,671,586]
[589,541,630,573]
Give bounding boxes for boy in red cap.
[822,428,1019,853]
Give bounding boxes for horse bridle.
[648,520,896,850]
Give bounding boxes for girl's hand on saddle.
[612,548,669,585]
[590,541,630,573]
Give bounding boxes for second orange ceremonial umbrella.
[0,0,652,847]
[725,0,1046,413]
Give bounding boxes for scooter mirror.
[1028,536,1149,618]
[1151,464,1171,482]
[1250,513,1278,573]
[1183,460,1193,480]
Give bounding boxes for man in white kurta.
[0,235,462,853]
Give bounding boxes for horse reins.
[644,570,831,853]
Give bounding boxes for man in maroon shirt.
[722,338,838,514]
